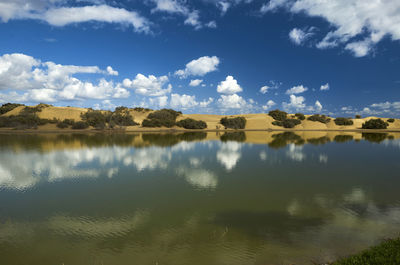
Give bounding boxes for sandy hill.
[1,104,399,131]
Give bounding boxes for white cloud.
[261,0,400,57]
[217,141,242,171]
[149,95,169,108]
[283,94,306,111]
[289,28,313,45]
[217,94,247,109]
[260,85,270,94]
[205,20,217,28]
[189,79,203,87]
[170,93,198,109]
[0,53,129,102]
[170,93,214,109]
[151,0,202,29]
[320,83,330,91]
[218,1,231,14]
[315,100,323,112]
[0,2,150,33]
[286,85,308,94]
[262,100,276,110]
[123,74,171,97]
[217,75,243,94]
[106,66,118,76]
[175,56,220,78]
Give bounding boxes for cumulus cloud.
[260,85,269,94]
[217,76,243,94]
[0,53,129,103]
[217,94,247,109]
[189,79,203,87]
[175,56,220,78]
[315,100,323,112]
[320,83,330,91]
[289,28,313,45]
[151,0,203,29]
[283,94,306,111]
[285,85,308,94]
[123,74,172,97]
[261,0,400,57]
[106,66,118,76]
[262,100,276,110]
[0,2,150,33]
[170,93,213,109]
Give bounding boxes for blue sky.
[0,0,399,117]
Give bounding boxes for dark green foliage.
[295,113,305,120]
[355,115,362,119]
[220,132,246,142]
[133,107,153,112]
[272,118,302,128]
[0,105,52,129]
[71,121,89,129]
[334,117,354,126]
[362,119,388,129]
[307,136,331,145]
[332,238,400,265]
[142,118,176,128]
[307,114,331,124]
[268,109,287,121]
[81,110,110,129]
[0,103,24,115]
[176,118,207,129]
[220,117,246,129]
[110,108,138,127]
[268,132,305,149]
[141,132,207,147]
[56,121,69,129]
[387,118,395,123]
[362,133,388,143]
[142,109,182,128]
[334,135,354,143]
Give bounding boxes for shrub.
[81,110,110,129]
[133,107,153,112]
[362,118,388,129]
[295,113,305,120]
[176,118,207,129]
[110,108,138,127]
[355,114,362,119]
[72,121,89,129]
[272,118,301,128]
[387,118,395,123]
[307,114,331,124]
[220,117,246,129]
[142,109,182,128]
[334,117,354,126]
[56,121,69,129]
[268,109,287,121]
[0,103,24,115]
[0,111,49,129]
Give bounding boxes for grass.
[330,238,400,265]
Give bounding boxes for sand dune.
[1,104,399,132]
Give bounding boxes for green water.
[0,132,399,265]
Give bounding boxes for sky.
[0,0,399,117]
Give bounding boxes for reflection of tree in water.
[141,132,207,147]
[307,136,331,145]
[220,132,246,142]
[334,135,354,143]
[268,132,305,149]
[0,133,140,151]
[362,133,389,143]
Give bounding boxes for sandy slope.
[1,105,399,131]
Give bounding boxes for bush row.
[220,117,246,129]
[334,117,354,126]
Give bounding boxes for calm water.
[0,132,399,265]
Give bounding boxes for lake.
[0,131,399,265]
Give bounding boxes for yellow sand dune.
[1,104,400,132]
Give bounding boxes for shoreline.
[1,128,400,134]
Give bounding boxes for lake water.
[0,132,399,265]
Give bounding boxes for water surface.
[0,132,400,265]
